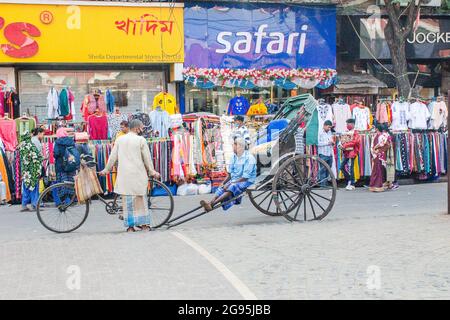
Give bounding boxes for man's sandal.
[137,225,152,232]
[126,227,136,232]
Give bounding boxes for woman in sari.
[369,123,392,192]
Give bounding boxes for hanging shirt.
[5,91,20,119]
[106,90,115,113]
[227,96,250,115]
[376,102,389,124]
[430,101,448,130]
[152,92,177,115]
[47,88,59,119]
[247,102,268,116]
[107,113,128,139]
[332,103,352,134]
[409,101,431,130]
[129,113,152,138]
[390,101,410,131]
[0,91,4,117]
[149,109,171,138]
[88,115,108,140]
[0,118,17,151]
[58,88,70,117]
[64,89,76,121]
[317,103,334,130]
[352,107,371,131]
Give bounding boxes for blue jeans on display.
[318,154,333,187]
[340,157,355,185]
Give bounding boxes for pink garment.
[88,114,108,140]
[376,103,389,124]
[56,127,68,138]
[0,91,4,117]
[0,118,18,151]
[86,94,107,114]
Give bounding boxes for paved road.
[0,183,448,299]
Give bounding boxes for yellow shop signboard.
[0,2,184,63]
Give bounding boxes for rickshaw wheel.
[248,183,282,217]
[272,154,337,222]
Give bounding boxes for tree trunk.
[387,37,411,98]
[383,0,421,98]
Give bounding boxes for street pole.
[448,90,450,214]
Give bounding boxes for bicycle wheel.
[36,182,89,233]
[112,180,174,229]
[148,180,174,228]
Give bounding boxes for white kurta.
[104,132,157,196]
[47,88,59,119]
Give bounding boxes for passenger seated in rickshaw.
[200,137,257,212]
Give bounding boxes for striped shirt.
[317,129,333,156]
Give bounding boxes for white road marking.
[171,231,257,300]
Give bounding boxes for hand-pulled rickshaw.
[36,94,337,233]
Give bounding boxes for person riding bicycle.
[200,137,256,212]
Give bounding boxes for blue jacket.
[53,137,76,173]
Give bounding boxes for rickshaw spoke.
[278,192,289,212]
[308,193,326,213]
[303,195,307,220]
[278,177,301,189]
[281,191,297,209]
[251,189,271,201]
[266,195,274,211]
[293,194,304,221]
[306,193,317,219]
[310,191,332,202]
[291,161,305,185]
[257,191,272,207]
[285,169,302,187]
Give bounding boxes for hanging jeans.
[22,182,39,208]
[340,157,355,185]
[318,154,333,186]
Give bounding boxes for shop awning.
[331,73,387,95]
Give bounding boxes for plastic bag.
[177,183,199,196]
[74,165,103,203]
[198,184,212,195]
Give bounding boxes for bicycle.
[36,155,174,233]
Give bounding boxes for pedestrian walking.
[317,120,335,187]
[369,123,393,192]
[18,132,43,212]
[100,119,161,232]
[338,118,360,191]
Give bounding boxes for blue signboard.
[184,2,336,70]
